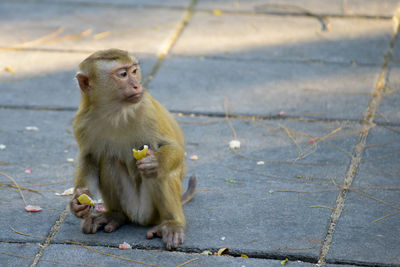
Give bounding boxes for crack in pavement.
[317,8,400,267]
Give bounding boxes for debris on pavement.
[229,139,240,149]
[25,126,39,131]
[55,187,74,196]
[24,205,42,212]
[119,242,132,250]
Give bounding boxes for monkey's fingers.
[72,200,89,211]
[137,153,158,165]
[139,167,158,177]
[76,205,93,218]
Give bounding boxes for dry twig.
[0,172,27,206]
[224,98,238,140]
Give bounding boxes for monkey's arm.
[70,154,99,218]
[137,141,184,179]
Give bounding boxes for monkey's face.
[110,62,143,104]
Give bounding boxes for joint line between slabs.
[143,0,199,88]
[317,9,400,266]
[30,208,69,267]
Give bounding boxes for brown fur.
[70,49,195,250]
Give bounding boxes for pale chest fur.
[79,112,159,225]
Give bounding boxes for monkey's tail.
[181,175,196,205]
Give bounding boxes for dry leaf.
[241,254,248,258]
[24,205,42,212]
[67,158,75,163]
[213,9,222,16]
[217,247,228,256]
[281,258,289,266]
[201,250,212,256]
[5,66,16,74]
[55,187,74,196]
[93,31,111,40]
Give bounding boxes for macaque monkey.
[69,49,196,250]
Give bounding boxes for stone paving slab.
[0,1,184,54]
[0,109,76,242]
[327,126,400,266]
[171,11,393,64]
[375,64,400,125]
[196,0,400,18]
[55,115,361,261]
[150,57,379,120]
[0,243,41,266]
[0,51,156,108]
[32,0,192,9]
[38,244,312,267]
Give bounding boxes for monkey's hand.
[70,188,94,219]
[136,150,158,178]
[146,221,185,250]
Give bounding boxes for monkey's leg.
[145,177,186,250]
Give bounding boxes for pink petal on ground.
[119,242,131,250]
[24,205,42,212]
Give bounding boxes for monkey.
[69,48,196,250]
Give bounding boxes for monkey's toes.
[104,220,120,233]
[146,226,161,239]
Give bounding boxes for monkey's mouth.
[125,93,143,104]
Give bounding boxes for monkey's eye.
[116,69,128,78]
[131,67,137,74]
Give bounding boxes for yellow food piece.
[132,145,148,160]
[77,194,94,206]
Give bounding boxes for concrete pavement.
[1,0,399,266]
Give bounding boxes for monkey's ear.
[76,73,90,93]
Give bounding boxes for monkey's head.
[76,49,143,106]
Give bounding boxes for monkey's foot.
[146,222,185,250]
[81,213,127,234]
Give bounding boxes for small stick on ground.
[0,183,40,194]
[309,205,337,211]
[370,211,400,224]
[175,258,199,267]
[0,172,27,206]
[224,98,238,141]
